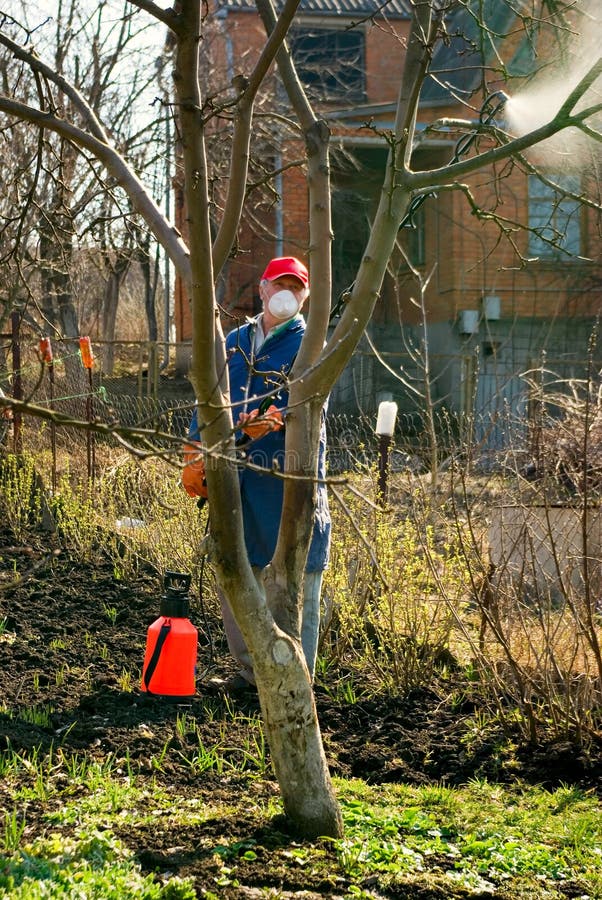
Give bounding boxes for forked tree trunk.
[172,0,344,839]
[5,0,597,843]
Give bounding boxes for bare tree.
[0,0,601,837]
[0,2,172,356]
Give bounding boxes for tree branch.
[212,0,302,277]
[0,95,192,285]
[255,0,331,372]
[407,60,602,191]
[0,29,110,142]
[126,0,180,32]
[308,4,438,398]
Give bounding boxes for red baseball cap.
[261,256,309,287]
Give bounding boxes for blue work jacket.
[189,314,331,571]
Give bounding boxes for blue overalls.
[189,314,331,680]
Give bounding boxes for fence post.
[39,338,57,492]
[461,353,476,448]
[375,401,398,507]
[11,311,22,452]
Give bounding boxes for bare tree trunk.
[258,405,342,837]
[101,258,130,374]
[38,134,84,384]
[216,550,343,838]
[255,648,342,837]
[39,216,82,385]
[140,237,159,343]
[38,233,58,332]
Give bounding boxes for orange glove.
[0,390,11,419]
[238,404,284,440]
[181,443,208,498]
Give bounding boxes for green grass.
[0,829,196,898]
[333,778,602,895]
[1,742,601,899]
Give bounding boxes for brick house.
[175,0,602,442]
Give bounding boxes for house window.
[528,174,581,259]
[290,27,366,102]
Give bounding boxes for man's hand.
[238,404,284,440]
[181,443,208,498]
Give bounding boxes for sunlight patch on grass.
[0,829,196,898]
[334,777,602,896]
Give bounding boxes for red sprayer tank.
[141,572,197,697]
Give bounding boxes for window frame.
[528,173,582,260]
[289,24,367,103]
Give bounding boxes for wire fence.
[0,318,424,470]
[2,314,600,482]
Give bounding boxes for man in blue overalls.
[183,256,331,692]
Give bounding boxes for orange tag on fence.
[79,336,94,369]
[39,337,53,364]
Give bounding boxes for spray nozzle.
[163,571,191,596]
[480,90,510,125]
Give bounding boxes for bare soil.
[1,523,601,898]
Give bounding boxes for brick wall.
[391,154,602,327]
[365,19,410,103]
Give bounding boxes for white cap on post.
[376,400,398,437]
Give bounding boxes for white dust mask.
[267,289,300,320]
